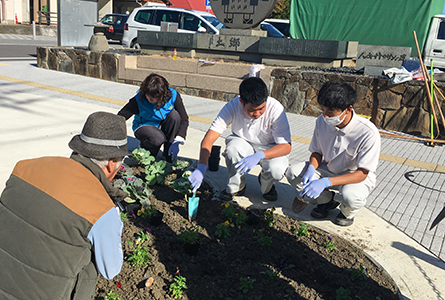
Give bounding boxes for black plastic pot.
[208,157,220,172]
[148,211,164,226]
[247,210,261,225]
[183,242,200,256]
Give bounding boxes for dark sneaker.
[218,186,246,202]
[310,199,339,219]
[258,173,278,201]
[334,211,354,226]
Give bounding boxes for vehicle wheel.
[131,40,141,50]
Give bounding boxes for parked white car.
[122,6,224,49]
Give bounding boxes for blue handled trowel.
[188,191,200,221]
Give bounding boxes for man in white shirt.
[286,80,380,226]
[189,77,292,202]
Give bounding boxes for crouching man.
[286,80,380,226]
[0,111,128,299]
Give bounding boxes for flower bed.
[94,151,400,300]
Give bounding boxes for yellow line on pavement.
[1,74,443,172]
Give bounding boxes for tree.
[268,0,290,19]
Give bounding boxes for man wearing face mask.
[286,80,380,226]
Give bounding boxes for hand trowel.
[188,191,200,221]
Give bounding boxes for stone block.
[377,89,402,109]
[259,38,349,59]
[270,78,285,101]
[138,56,198,73]
[138,31,196,49]
[389,83,406,94]
[403,107,430,136]
[102,53,119,81]
[119,55,138,80]
[403,85,424,107]
[302,98,322,117]
[47,48,59,71]
[364,66,386,76]
[356,45,411,69]
[186,74,241,93]
[282,82,305,114]
[65,49,88,76]
[37,47,48,69]
[196,34,260,52]
[220,28,267,37]
[346,41,359,58]
[58,52,74,74]
[89,52,102,65]
[89,64,101,79]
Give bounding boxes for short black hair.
[239,77,268,106]
[139,73,172,109]
[317,80,357,111]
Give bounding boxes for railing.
[38,11,57,25]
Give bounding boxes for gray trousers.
[285,161,374,218]
[223,134,289,194]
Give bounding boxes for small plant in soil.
[145,160,172,185]
[254,229,272,247]
[168,171,192,196]
[142,204,158,218]
[114,176,151,206]
[131,148,155,166]
[136,229,150,243]
[260,267,280,281]
[234,210,248,228]
[169,269,187,299]
[348,265,368,281]
[120,212,127,222]
[172,158,192,170]
[215,221,232,238]
[238,276,256,294]
[178,223,201,244]
[104,289,120,300]
[295,222,310,237]
[221,202,236,220]
[324,236,335,250]
[263,207,277,227]
[336,287,352,300]
[126,240,151,268]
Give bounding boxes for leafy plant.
[142,204,158,218]
[114,176,152,205]
[132,148,155,166]
[120,212,127,222]
[336,287,352,300]
[221,202,236,220]
[255,229,272,247]
[260,267,280,281]
[178,225,201,244]
[324,236,335,250]
[348,265,368,281]
[136,230,150,243]
[215,221,232,238]
[172,158,192,170]
[105,289,120,300]
[263,207,277,227]
[145,160,172,185]
[117,162,132,177]
[169,272,187,298]
[168,171,192,195]
[126,240,151,268]
[294,222,310,237]
[234,210,248,228]
[238,276,255,294]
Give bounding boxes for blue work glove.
[299,177,332,199]
[168,140,181,160]
[188,163,207,192]
[302,164,316,185]
[235,151,265,175]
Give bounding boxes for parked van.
[264,19,290,37]
[122,6,223,49]
[423,15,445,69]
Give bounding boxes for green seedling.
[136,230,150,243]
[172,158,192,170]
[145,160,172,185]
[169,273,187,298]
[178,225,200,244]
[126,240,151,268]
[263,207,277,227]
[132,148,155,166]
[347,265,368,281]
[238,276,255,294]
[104,289,120,300]
[221,202,236,220]
[120,212,127,222]
[234,210,248,228]
[336,287,352,300]
[294,222,310,237]
[215,221,232,238]
[324,236,335,250]
[114,176,152,205]
[255,229,272,247]
[142,204,158,218]
[260,267,280,281]
[168,171,192,195]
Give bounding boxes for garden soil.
[94,169,400,300]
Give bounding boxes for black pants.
[134,110,181,160]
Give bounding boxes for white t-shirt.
[309,111,380,185]
[209,96,291,146]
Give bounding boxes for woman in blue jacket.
[118,73,189,161]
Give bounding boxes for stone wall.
[36,46,445,138]
[270,69,445,138]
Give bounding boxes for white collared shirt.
[309,110,381,186]
[209,96,291,146]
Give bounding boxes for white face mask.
[323,110,346,126]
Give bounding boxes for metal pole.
[32,21,36,39]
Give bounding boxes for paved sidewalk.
[1,60,444,300]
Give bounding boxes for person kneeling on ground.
[0,111,128,299]
[286,80,380,226]
[188,77,292,201]
[118,73,189,162]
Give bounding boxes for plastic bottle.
[173,48,177,60]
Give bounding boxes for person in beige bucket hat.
[0,111,128,300]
